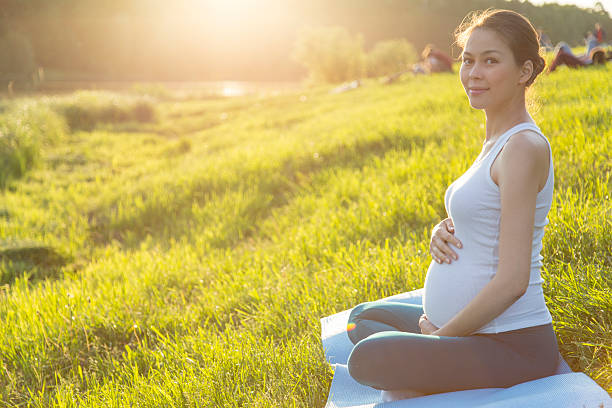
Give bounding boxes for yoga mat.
[321,288,612,408]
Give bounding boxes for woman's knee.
[348,301,375,321]
[347,335,386,389]
[347,302,376,344]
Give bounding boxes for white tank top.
[423,122,554,334]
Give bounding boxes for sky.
[530,0,612,13]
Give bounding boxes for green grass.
[0,102,66,189]
[0,64,610,407]
[49,91,157,132]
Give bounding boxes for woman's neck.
[483,93,532,143]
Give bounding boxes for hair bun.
[527,55,546,86]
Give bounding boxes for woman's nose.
[468,63,483,79]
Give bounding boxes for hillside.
[0,65,610,406]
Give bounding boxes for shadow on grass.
[0,243,69,285]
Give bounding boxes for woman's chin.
[468,100,486,109]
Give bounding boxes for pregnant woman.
[346,9,559,400]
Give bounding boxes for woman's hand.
[419,314,439,335]
[430,218,462,264]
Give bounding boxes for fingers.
[442,220,462,248]
[444,218,455,232]
[430,236,458,264]
[430,244,447,264]
[418,314,437,335]
[430,219,463,264]
[439,228,462,249]
[418,314,428,333]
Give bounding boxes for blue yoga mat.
[320,288,612,408]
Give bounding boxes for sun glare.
[206,0,260,18]
[220,82,246,97]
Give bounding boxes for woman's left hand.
[419,314,439,335]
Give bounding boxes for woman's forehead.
[463,28,510,55]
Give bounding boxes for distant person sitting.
[537,29,553,51]
[547,32,606,72]
[595,22,607,45]
[412,44,454,74]
[422,44,454,73]
[384,45,453,83]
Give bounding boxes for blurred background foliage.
[0,0,610,86]
[292,30,419,83]
[292,26,367,83]
[0,102,66,188]
[365,39,418,78]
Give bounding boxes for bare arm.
[432,132,547,337]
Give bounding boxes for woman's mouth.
[469,88,488,96]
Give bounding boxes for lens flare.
[346,322,356,332]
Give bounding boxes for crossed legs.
[346,300,559,395]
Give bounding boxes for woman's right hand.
[430,218,462,264]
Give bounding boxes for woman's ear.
[519,60,534,85]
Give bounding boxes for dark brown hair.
[454,9,546,87]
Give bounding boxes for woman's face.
[459,28,528,111]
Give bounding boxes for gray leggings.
[346,301,560,394]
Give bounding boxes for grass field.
[0,64,610,407]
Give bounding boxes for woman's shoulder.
[495,130,550,188]
[503,129,550,159]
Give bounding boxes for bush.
[130,83,173,100]
[52,91,157,132]
[292,26,366,83]
[0,102,66,188]
[366,39,418,77]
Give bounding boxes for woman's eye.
[485,58,497,64]
[462,58,472,65]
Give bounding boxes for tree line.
[0,0,610,86]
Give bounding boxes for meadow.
[0,64,610,406]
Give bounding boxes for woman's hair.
[454,9,546,87]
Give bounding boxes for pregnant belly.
[423,258,494,329]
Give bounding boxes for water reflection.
[34,80,301,98]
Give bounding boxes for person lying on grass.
[547,32,608,72]
[346,8,561,401]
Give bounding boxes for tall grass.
[0,64,610,406]
[0,103,66,188]
[50,91,157,131]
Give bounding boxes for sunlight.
[220,81,246,97]
[205,0,260,19]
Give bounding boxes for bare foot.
[381,389,426,402]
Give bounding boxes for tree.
[292,26,366,83]
[366,39,417,77]
[593,2,608,17]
